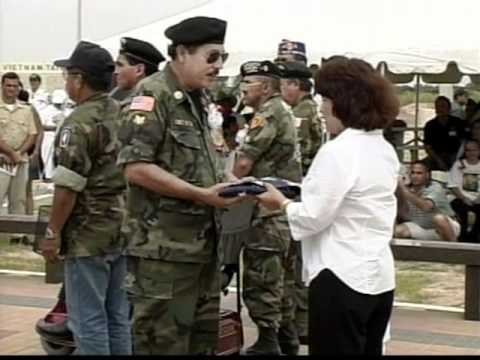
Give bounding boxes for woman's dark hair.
[315,57,399,130]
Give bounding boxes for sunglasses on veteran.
[204,50,229,65]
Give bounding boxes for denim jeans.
[64,254,132,355]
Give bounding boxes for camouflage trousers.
[242,215,295,330]
[293,241,308,338]
[125,256,220,355]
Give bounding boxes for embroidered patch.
[130,96,155,112]
[59,127,73,148]
[250,116,266,129]
[174,119,194,127]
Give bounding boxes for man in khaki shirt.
[0,72,37,237]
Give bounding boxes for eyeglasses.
[205,51,229,65]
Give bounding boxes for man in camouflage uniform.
[40,41,131,355]
[117,17,239,355]
[275,42,323,345]
[111,37,165,102]
[233,60,302,355]
[36,36,166,340]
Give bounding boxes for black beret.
[119,37,165,67]
[54,41,114,79]
[277,62,312,79]
[277,39,307,60]
[165,16,227,45]
[240,61,282,78]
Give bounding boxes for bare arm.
[398,182,435,211]
[42,187,77,263]
[395,183,410,221]
[0,138,21,163]
[17,134,36,156]
[48,187,78,234]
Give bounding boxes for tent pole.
[77,0,82,42]
[414,74,420,161]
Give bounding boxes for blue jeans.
[64,254,132,355]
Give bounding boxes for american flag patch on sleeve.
[130,96,155,112]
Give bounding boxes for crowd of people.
[393,90,480,244]
[0,14,478,356]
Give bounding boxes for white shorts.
[403,217,461,240]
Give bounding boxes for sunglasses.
[205,51,229,65]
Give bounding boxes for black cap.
[119,37,165,67]
[240,61,282,78]
[165,16,227,45]
[54,41,115,78]
[277,62,312,79]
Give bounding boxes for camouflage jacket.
[293,94,323,175]
[238,94,302,222]
[52,93,126,258]
[117,63,224,263]
[239,94,302,183]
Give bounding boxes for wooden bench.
[391,238,480,321]
[2,216,480,320]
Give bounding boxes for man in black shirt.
[423,96,464,170]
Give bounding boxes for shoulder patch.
[59,127,73,148]
[250,115,266,129]
[130,96,155,112]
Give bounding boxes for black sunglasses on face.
[206,51,229,64]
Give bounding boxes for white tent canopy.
[96,0,480,76]
[2,0,480,77]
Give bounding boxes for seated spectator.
[395,161,460,241]
[448,140,480,242]
[450,88,468,120]
[423,96,464,171]
[457,119,480,159]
